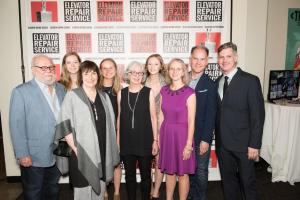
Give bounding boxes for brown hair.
[217,42,238,54]
[190,45,209,56]
[78,60,100,88]
[60,52,81,90]
[145,54,166,77]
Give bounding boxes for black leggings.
[121,155,153,200]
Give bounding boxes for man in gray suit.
[9,55,65,200]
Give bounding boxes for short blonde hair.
[165,58,189,85]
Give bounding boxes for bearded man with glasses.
[9,54,65,200]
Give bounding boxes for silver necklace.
[85,88,98,121]
[90,100,98,121]
[104,86,113,95]
[128,87,141,129]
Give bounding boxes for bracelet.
[184,146,193,152]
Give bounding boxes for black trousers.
[217,146,259,200]
[121,155,152,200]
[20,165,60,200]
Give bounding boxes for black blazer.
[215,68,265,152]
[194,74,217,145]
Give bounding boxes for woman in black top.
[117,61,158,200]
[99,58,122,200]
[57,60,119,200]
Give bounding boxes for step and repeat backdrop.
[21,0,232,181]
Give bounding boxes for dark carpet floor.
[14,159,300,200]
[1,137,300,200]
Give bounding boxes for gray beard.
[35,76,55,86]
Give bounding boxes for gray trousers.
[74,181,106,200]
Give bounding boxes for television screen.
[268,70,300,101]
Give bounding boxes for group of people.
[9,41,265,200]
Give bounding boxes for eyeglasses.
[34,65,56,72]
[129,71,144,76]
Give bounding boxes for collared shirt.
[218,67,238,100]
[35,78,60,121]
[189,72,203,89]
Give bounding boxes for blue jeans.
[188,145,211,200]
[21,165,60,200]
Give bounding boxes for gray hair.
[31,54,53,67]
[124,61,146,83]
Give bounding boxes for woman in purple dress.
[159,58,196,200]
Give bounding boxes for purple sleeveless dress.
[159,85,196,175]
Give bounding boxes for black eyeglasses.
[34,65,56,72]
[129,71,144,76]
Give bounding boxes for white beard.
[35,75,56,86]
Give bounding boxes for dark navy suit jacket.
[215,68,265,152]
[194,73,218,146]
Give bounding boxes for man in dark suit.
[188,45,217,200]
[9,55,65,200]
[215,42,265,200]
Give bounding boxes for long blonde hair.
[60,52,81,90]
[99,58,122,95]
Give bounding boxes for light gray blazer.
[9,79,65,167]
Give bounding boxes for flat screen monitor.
[268,70,300,101]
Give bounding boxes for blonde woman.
[99,58,122,200]
[159,58,196,200]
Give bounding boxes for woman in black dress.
[117,61,158,200]
[99,58,122,200]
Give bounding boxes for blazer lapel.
[215,76,223,103]
[195,74,204,91]
[222,68,242,99]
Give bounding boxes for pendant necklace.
[90,101,98,121]
[104,86,113,95]
[128,87,141,129]
[85,87,98,121]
